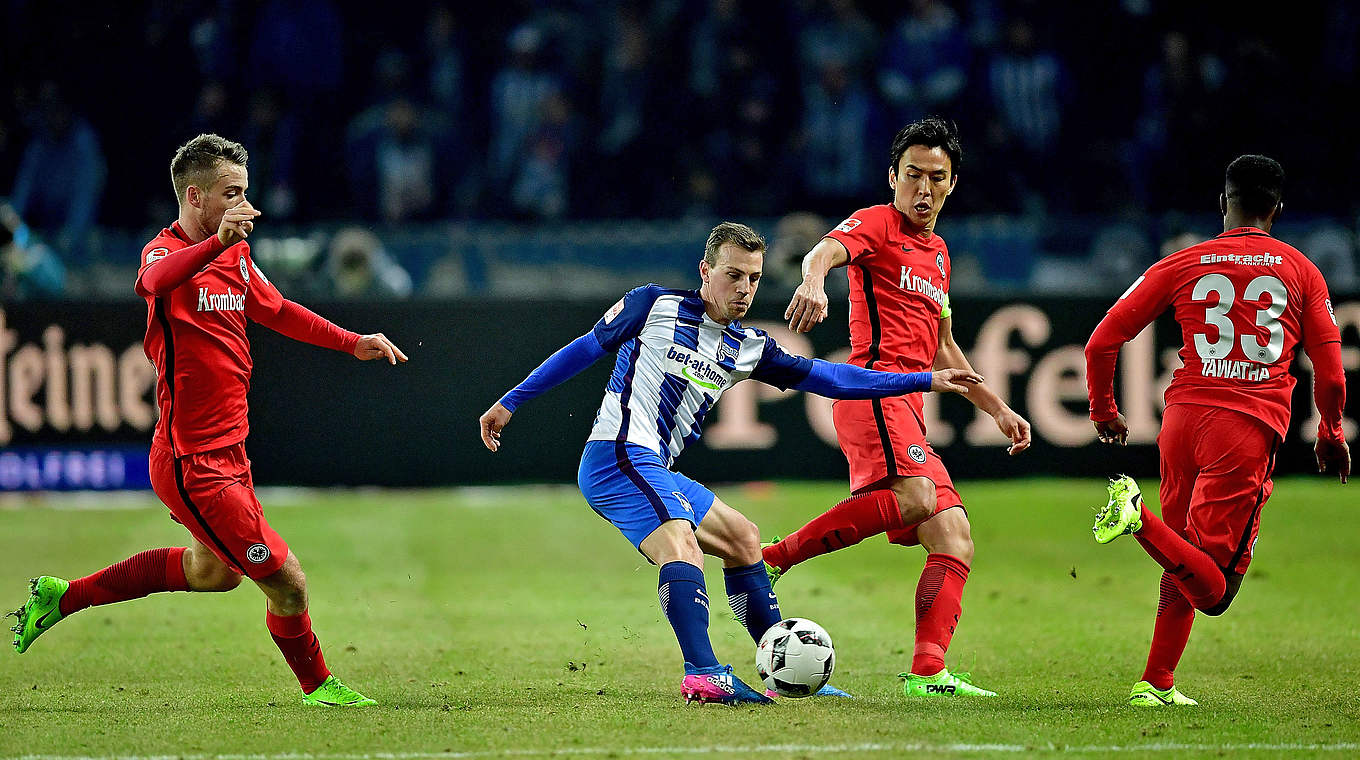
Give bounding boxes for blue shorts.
[577,441,716,549]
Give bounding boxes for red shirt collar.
[1217,226,1270,238]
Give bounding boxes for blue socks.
[658,561,718,670]
[724,560,782,643]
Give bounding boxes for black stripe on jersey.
[1224,436,1280,573]
[870,399,899,476]
[172,456,247,572]
[859,266,900,475]
[153,298,178,454]
[858,264,883,370]
[155,297,247,572]
[1217,230,1269,239]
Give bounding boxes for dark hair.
[1224,154,1284,216]
[704,221,766,265]
[170,133,249,202]
[889,117,962,176]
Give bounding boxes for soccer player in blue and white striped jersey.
[479,222,980,705]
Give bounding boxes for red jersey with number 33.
[1097,227,1340,437]
[826,203,951,376]
[137,222,285,456]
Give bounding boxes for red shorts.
[1157,403,1279,576]
[149,442,288,579]
[833,396,963,546]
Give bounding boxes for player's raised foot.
[899,669,997,698]
[1128,680,1197,707]
[1093,475,1144,544]
[682,663,773,705]
[761,537,784,587]
[302,675,377,707]
[9,576,70,654]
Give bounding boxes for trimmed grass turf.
[1,478,1357,758]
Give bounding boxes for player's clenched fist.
[352,333,408,364]
[479,402,512,452]
[217,200,261,246]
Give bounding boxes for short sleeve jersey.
[1104,227,1340,437]
[588,285,812,464]
[826,204,952,375]
[137,222,286,456]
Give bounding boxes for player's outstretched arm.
[935,315,1031,455]
[785,238,850,333]
[785,359,982,400]
[479,331,608,452]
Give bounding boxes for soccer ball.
[755,618,835,697]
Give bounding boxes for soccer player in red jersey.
[1085,154,1349,707]
[9,134,408,707]
[762,118,1032,697]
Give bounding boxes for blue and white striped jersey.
[588,285,812,464]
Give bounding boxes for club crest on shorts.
[246,543,271,564]
[936,252,946,276]
[672,491,694,514]
[907,444,927,464]
[240,255,250,283]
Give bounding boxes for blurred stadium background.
[2,0,1358,491]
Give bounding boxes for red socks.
[763,490,904,572]
[1142,572,1194,690]
[1133,507,1226,610]
[266,610,331,693]
[911,553,970,676]
[59,547,188,616]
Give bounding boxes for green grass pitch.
[1,478,1357,759]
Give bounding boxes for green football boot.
[761,537,783,587]
[1129,680,1198,706]
[1093,475,1144,544]
[302,675,377,707]
[900,669,997,698]
[9,576,70,654]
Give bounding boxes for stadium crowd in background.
[2,0,1358,296]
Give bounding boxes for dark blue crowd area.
[2,0,1358,299]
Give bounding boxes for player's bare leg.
[695,498,762,568]
[643,518,770,705]
[763,475,934,582]
[182,539,244,591]
[254,551,374,706]
[900,508,995,697]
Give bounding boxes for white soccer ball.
[755,617,835,697]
